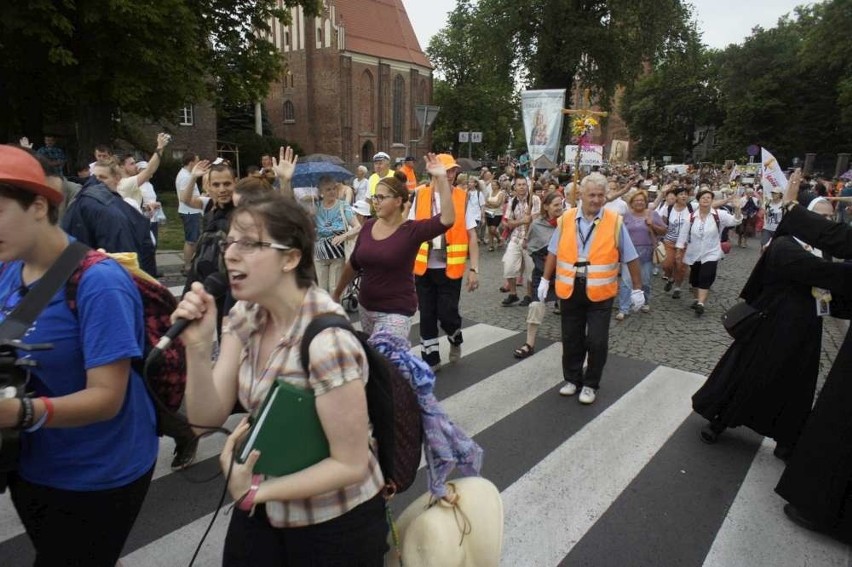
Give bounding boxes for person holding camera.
[0,146,157,565]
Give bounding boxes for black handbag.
[721,301,766,340]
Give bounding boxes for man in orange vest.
[410,153,481,371]
[402,156,418,192]
[538,172,645,405]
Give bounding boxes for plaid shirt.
[224,286,384,527]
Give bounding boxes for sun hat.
[351,200,372,216]
[372,151,391,162]
[0,145,63,205]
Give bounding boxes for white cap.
[372,152,390,161]
[351,200,372,216]
[136,160,149,170]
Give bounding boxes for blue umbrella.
[292,161,353,187]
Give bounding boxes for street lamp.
[410,105,440,160]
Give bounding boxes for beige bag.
[653,241,666,265]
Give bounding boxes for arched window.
[361,141,375,163]
[359,70,374,132]
[392,75,405,143]
[283,100,295,123]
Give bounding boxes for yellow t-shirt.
[368,170,395,195]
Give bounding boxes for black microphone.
[150,273,229,357]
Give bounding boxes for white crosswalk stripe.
[1,320,850,566]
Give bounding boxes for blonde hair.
[627,190,649,205]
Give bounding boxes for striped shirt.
[224,286,384,527]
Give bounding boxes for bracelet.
[17,397,34,430]
[236,474,263,513]
[39,397,54,426]
[25,409,48,433]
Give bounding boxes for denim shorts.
[179,213,201,243]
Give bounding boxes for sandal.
[513,343,535,359]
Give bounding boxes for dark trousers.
[222,492,388,566]
[560,279,614,390]
[415,268,463,366]
[10,465,154,567]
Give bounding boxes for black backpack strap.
[0,241,89,341]
[300,313,355,374]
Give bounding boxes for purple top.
[623,210,664,263]
[351,215,448,315]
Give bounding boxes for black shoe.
[672,290,682,299]
[518,295,532,307]
[774,443,794,462]
[695,303,705,316]
[664,280,674,292]
[171,436,199,470]
[690,300,699,310]
[699,422,724,444]
[783,504,831,534]
[501,294,520,306]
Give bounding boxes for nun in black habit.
[771,198,852,542]
[691,198,852,453]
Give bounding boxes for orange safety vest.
[412,185,469,279]
[402,165,417,191]
[554,208,621,301]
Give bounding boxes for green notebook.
[238,379,330,477]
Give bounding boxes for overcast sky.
[401,0,814,53]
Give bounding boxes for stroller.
[340,273,361,313]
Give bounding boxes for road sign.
[471,131,483,143]
[459,131,470,143]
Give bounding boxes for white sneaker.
[615,312,626,321]
[640,304,651,313]
[579,386,597,404]
[559,383,578,396]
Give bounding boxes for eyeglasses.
[371,194,395,203]
[219,238,292,255]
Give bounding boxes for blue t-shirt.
[314,200,354,239]
[0,255,157,491]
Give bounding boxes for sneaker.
[501,294,520,306]
[559,383,578,396]
[615,312,626,321]
[579,386,597,404]
[690,300,699,310]
[449,343,461,363]
[171,436,199,471]
[518,295,532,307]
[695,303,705,316]
[640,304,651,313]
[664,280,674,292]
[672,289,682,299]
[653,268,660,276]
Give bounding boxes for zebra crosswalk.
[1,318,851,566]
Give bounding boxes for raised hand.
[785,168,802,203]
[191,159,211,179]
[424,152,447,178]
[272,146,298,181]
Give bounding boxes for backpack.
[189,200,230,284]
[687,210,721,244]
[66,250,187,414]
[300,314,423,496]
[665,202,693,225]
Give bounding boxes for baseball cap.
[0,145,64,205]
[136,160,149,170]
[372,152,390,162]
[436,153,460,171]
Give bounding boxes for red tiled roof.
[335,0,432,69]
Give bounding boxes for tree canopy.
[0,0,320,157]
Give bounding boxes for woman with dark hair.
[675,188,741,315]
[174,193,389,565]
[0,146,157,565]
[514,190,563,358]
[333,155,454,338]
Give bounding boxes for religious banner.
[521,89,566,165]
[564,144,604,166]
[609,140,629,163]
[760,147,787,194]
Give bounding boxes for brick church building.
[265,0,434,163]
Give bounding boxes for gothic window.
[283,100,295,123]
[392,75,405,143]
[359,70,374,132]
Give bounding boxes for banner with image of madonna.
[521,89,566,166]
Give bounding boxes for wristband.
[39,397,54,426]
[18,397,34,430]
[237,474,263,513]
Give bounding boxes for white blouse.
[676,208,741,265]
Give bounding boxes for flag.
[760,148,787,194]
[521,89,566,166]
[729,164,740,183]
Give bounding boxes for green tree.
[621,24,722,162]
[0,0,320,159]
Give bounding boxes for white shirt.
[176,167,202,215]
[676,209,741,264]
[764,201,784,232]
[408,188,478,269]
[140,181,158,224]
[603,198,628,216]
[352,177,369,203]
[659,204,693,243]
